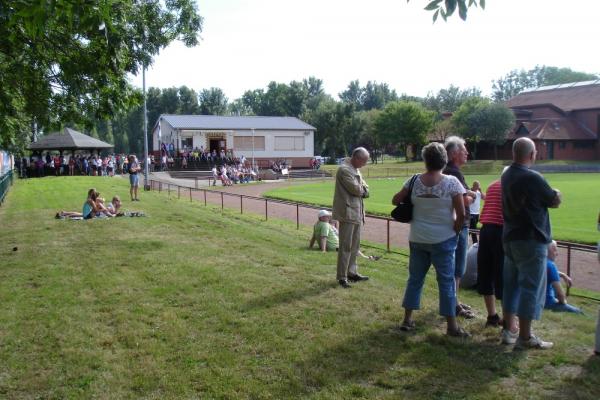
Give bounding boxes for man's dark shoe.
[338,280,352,288]
[485,314,502,328]
[348,274,369,282]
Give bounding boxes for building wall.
[152,123,315,167]
[475,139,598,161]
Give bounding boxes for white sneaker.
[514,335,554,350]
[501,329,519,345]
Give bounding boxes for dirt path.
[151,174,600,294]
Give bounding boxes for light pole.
[142,63,150,190]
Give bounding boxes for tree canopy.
[0,0,203,152]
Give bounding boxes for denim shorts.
[454,226,468,278]
[129,173,139,187]
[402,235,458,317]
[502,240,548,320]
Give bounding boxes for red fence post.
[296,203,299,229]
[178,186,180,199]
[189,187,192,202]
[221,192,224,211]
[387,219,390,252]
[265,198,268,221]
[566,245,572,296]
[204,190,207,206]
[240,195,243,214]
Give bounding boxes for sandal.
[447,327,471,338]
[459,303,472,311]
[399,320,416,332]
[456,305,475,319]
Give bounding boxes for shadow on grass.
[550,354,600,399]
[241,279,336,312]
[283,311,526,398]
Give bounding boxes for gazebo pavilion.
[28,127,113,157]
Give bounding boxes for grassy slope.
[0,177,599,399]
[266,174,600,245]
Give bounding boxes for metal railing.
[147,177,599,297]
[0,169,14,206]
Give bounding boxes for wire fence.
[0,169,14,206]
[147,178,599,298]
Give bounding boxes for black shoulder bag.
[391,174,419,223]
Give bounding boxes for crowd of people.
[17,153,137,178]
[211,162,258,186]
[330,142,598,353]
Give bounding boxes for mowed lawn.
[265,173,600,245]
[1,177,599,399]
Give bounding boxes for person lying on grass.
[56,188,100,219]
[56,189,121,219]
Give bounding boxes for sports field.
[264,173,600,245]
[1,177,599,398]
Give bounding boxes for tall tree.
[338,80,363,110]
[450,96,490,158]
[423,85,482,114]
[375,101,434,160]
[492,65,599,102]
[199,88,228,115]
[0,0,202,152]
[471,103,515,160]
[179,86,201,115]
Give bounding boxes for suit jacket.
[332,159,367,224]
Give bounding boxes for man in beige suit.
[332,147,370,288]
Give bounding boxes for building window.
[181,138,193,149]
[558,141,566,149]
[233,136,265,151]
[573,141,595,149]
[274,136,305,151]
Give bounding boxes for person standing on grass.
[393,142,468,337]
[501,137,561,350]
[476,179,511,331]
[128,155,141,202]
[469,180,485,244]
[332,147,370,289]
[443,136,477,319]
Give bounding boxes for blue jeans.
[502,240,547,321]
[454,226,468,278]
[402,236,458,317]
[545,301,582,314]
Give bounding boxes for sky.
[131,0,600,101]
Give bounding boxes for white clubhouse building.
[152,115,316,167]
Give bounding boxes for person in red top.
[476,179,507,328]
[54,156,61,176]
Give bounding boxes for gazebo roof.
[29,128,113,151]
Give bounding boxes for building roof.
[508,118,597,141]
[159,115,316,131]
[506,80,600,112]
[29,128,114,150]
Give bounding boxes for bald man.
[332,147,370,288]
[501,137,561,350]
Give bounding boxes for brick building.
[476,80,600,160]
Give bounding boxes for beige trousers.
[336,221,361,280]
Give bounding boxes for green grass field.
[265,173,600,245]
[1,177,599,398]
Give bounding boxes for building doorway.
[547,141,554,160]
[209,139,223,153]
